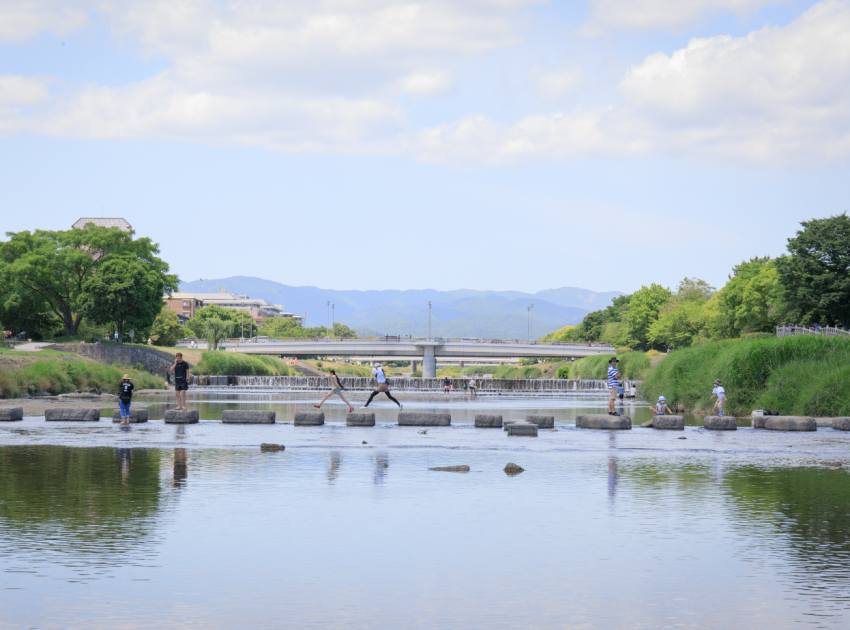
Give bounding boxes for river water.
[2,390,850,629]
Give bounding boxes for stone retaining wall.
[57,344,174,379]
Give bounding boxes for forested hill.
[177,277,623,339]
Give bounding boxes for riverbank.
[640,335,850,417]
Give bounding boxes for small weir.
[198,375,632,394]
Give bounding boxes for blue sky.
[1,0,847,295]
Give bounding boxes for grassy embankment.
[192,352,292,376]
[640,335,850,416]
[435,362,566,379]
[0,348,165,398]
[565,351,654,380]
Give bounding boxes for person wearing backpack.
[118,374,135,424]
[314,369,354,412]
[363,363,402,410]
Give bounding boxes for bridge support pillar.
[411,360,418,374]
[458,361,464,368]
[422,346,437,378]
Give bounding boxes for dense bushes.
[0,359,165,398]
[640,335,850,416]
[566,352,651,380]
[192,352,291,376]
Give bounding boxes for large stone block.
[44,408,100,421]
[0,407,23,421]
[399,412,451,426]
[507,422,538,437]
[347,411,375,427]
[111,409,149,423]
[653,415,684,430]
[752,415,767,429]
[704,416,737,430]
[164,409,200,424]
[576,414,632,430]
[475,414,503,428]
[526,415,554,429]
[764,416,816,432]
[295,411,325,426]
[222,410,276,424]
[832,417,850,431]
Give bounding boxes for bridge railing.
[776,326,850,339]
[182,336,614,348]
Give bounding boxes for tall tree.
[775,214,850,327]
[204,318,234,350]
[80,257,171,343]
[0,225,177,336]
[148,304,183,347]
[627,283,672,349]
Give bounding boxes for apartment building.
[164,288,303,324]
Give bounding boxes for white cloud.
[528,64,584,102]
[0,1,90,43]
[580,0,785,35]
[392,71,452,96]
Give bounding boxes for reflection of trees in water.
[0,445,164,567]
[173,448,187,487]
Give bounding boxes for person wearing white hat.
[363,362,402,410]
[651,396,673,416]
[118,374,134,424]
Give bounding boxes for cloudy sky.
[2,0,848,294]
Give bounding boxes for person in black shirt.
[118,374,134,424]
[444,376,451,394]
[169,353,191,410]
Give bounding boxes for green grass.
[567,352,651,380]
[192,351,291,376]
[0,359,165,398]
[640,335,850,416]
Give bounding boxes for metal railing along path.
[776,326,850,339]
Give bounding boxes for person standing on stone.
[315,369,354,412]
[118,374,134,424]
[170,353,191,411]
[444,376,451,394]
[607,357,622,416]
[363,363,402,410]
[468,378,477,396]
[710,379,727,416]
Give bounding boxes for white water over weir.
[220,376,634,393]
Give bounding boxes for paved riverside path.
[231,338,615,378]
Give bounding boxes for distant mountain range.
[178,277,622,339]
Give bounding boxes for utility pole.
[241,311,244,340]
[332,304,335,337]
[531,304,534,342]
[428,301,432,340]
[326,301,330,341]
[527,306,530,341]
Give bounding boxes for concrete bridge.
[223,337,616,377]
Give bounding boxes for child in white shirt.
[709,379,727,416]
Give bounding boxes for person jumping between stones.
[363,363,402,410]
[314,369,354,412]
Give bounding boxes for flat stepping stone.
[429,465,470,472]
[165,409,200,424]
[222,410,276,424]
[507,422,538,437]
[0,407,23,421]
[475,414,503,428]
[653,415,684,430]
[576,414,632,430]
[763,416,816,432]
[399,412,451,426]
[752,415,768,429]
[111,409,149,423]
[347,411,375,427]
[832,417,850,431]
[295,411,325,426]
[526,415,554,429]
[45,408,100,421]
[704,416,737,430]
[260,443,285,452]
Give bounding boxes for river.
[1,390,849,629]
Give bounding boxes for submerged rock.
[504,462,525,475]
[260,443,285,452]
[429,465,470,472]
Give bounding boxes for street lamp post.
[332,304,335,337]
[527,306,530,341]
[326,301,330,341]
[531,304,534,342]
[428,301,432,340]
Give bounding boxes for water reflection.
[173,448,188,487]
[326,451,342,483]
[374,453,389,485]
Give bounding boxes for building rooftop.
[72,218,133,231]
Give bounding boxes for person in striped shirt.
[607,357,622,416]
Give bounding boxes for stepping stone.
[752,415,767,429]
[347,411,375,427]
[475,414,503,428]
[261,443,285,452]
[45,408,100,421]
[399,412,451,426]
[653,415,684,430]
[704,416,737,430]
[576,414,632,430]
[111,409,149,423]
[507,422,538,437]
[0,407,23,421]
[429,465,470,472]
[526,415,554,429]
[222,410,276,424]
[832,417,850,431]
[295,411,324,426]
[165,409,200,424]
[764,416,816,432]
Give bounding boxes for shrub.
[646,349,662,357]
[192,352,290,376]
[569,353,651,380]
[556,365,571,379]
[741,332,772,341]
[0,358,165,398]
